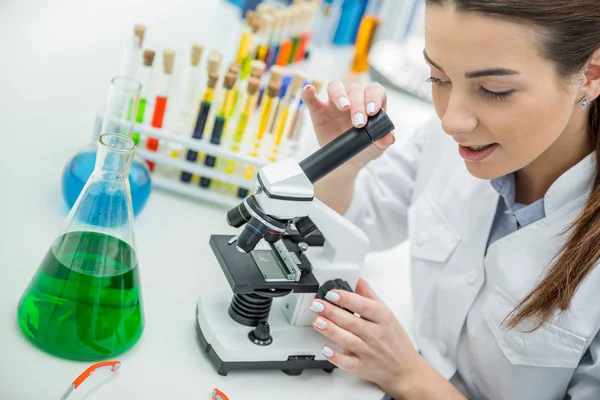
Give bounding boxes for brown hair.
[426,0,600,330]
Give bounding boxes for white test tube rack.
[95,114,274,208]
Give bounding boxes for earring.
[580,96,591,110]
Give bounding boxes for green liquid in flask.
[17,231,143,360]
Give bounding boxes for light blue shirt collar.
[491,173,545,229]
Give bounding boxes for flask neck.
[95,134,136,178]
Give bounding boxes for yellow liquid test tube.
[221,78,261,196]
[253,12,273,62]
[268,72,305,162]
[238,82,280,191]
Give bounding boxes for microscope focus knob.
[248,321,273,346]
[317,279,353,311]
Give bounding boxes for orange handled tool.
[61,361,121,399]
[212,388,230,400]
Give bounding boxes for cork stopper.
[279,8,292,28]
[191,43,204,66]
[259,13,274,34]
[251,60,267,78]
[246,11,260,32]
[224,72,237,89]
[247,77,261,95]
[143,50,156,67]
[269,65,285,85]
[208,54,221,76]
[267,82,280,98]
[257,3,275,14]
[228,62,241,75]
[291,4,303,26]
[163,49,176,74]
[312,78,324,93]
[134,24,146,48]
[207,73,219,89]
[209,49,223,63]
[246,10,256,24]
[290,72,306,95]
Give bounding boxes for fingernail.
[325,291,340,302]
[314,317,328,330]
[366,102,376,114]
[322,346,334,358]
[354,112,365,126]
[310,301,325,312]
[338,97,350,109]
[303,84,313,91]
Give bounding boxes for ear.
[582,47,600,101]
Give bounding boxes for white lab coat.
[345,117,600,399]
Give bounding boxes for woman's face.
[425,6,586,180]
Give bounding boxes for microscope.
[196,110,395,376]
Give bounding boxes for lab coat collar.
[545,152,596,216]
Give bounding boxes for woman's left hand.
[310,278,420,393]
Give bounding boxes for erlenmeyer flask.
[62,77,152,216]
[18,133,144,360]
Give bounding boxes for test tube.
[288,5,305,64]
[268,71,305,162]
[237,67,283,198]
[202,50,224,140]
[295,4,317,63]
[236,12,256,68]
[180,56,221,183]
[227,63,242,119]
[146,49,176,172]
[253,13,274,63]
[131,49,155,145]
[229,78,261,154]
[254,66,284,157]
[199,72,238,189]
[120,24,146,79]
[285,78,324,159]
[220,77,261,196]
[351,0,383,74]
[181,44,205,119]
[276,9,293,66]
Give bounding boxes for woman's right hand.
[301,81,395,171]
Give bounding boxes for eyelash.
[425,77,515,101]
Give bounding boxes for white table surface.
[0,1,434,399]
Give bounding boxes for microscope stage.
[210,235,320,294]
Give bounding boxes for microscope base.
[196,293,336,376]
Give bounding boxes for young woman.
[300,1,600,399]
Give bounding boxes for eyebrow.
[423,50,520,79]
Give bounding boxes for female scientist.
[301,0,600,399]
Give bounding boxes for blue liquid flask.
[62,77,152,216]
[62,147,151,217]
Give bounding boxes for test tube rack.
[93,112,308,209]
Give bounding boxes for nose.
[441,92,478,136]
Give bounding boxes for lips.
[458,143,499,162]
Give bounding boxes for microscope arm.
[307,198,369,266]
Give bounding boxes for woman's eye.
[425,77,449,88]
[478,86,515,101]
